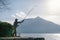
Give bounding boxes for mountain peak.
[36,16,40,18]
[35,16,40,19]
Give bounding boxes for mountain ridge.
[17,17,60,33]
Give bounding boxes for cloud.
[11,15,16,18]
[16,12,26,18]
[11,11,26,19]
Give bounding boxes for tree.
[0,22,14,37]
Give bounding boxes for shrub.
[0,22,14,37]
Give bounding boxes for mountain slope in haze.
[17,17,60,33]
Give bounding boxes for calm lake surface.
[19,33,60,40]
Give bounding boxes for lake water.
[18,33,60,40]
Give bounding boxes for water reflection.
[20,33,60,40]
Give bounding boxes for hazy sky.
[0,0,60,25]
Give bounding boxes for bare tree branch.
[0,0,10,10]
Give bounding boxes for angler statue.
[13,18,24,36]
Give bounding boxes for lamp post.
[13,18,24,36]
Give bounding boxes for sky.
[0,0,60,25]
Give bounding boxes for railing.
[0,37,45,40]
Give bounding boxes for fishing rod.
[23,8,34,19]
[13,7,34,36]
[22,5,37,20]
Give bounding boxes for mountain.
[16,17,60,33]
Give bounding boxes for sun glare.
[44,0,60,24]
[47,0,60,10]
